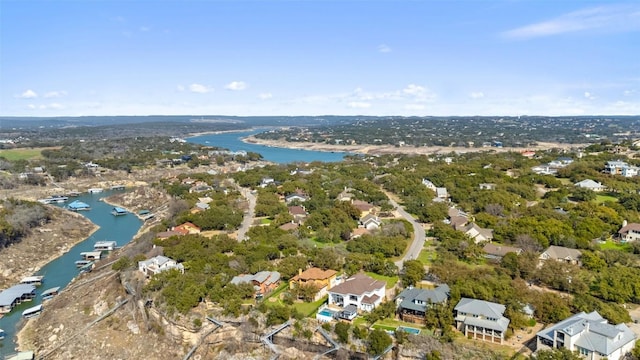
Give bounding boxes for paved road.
[235,185,256,242]
[389,198,426,270]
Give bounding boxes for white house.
[360,214,381,230]
[422,179,437,192]
[618,222,640,243]
[328,273,386,313]
[536,311,637,360]
[138,255,185,277]
[574,179,606,192]
[539,245,582,266]
[462,223,494,244]
[454,298,510,344]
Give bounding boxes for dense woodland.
[0,199,51,249]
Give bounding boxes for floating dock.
[41,286,61,301]
[67,200,91,211]
[94,241,117,251]
[0,284,36,314]
[19,276,44,287]
[22,304,43,319]
[111,207,128,216]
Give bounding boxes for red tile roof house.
[173,222,201,235]
[327,273,386,318]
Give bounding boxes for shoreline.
[241,135,589,155]
[186,126,269,138]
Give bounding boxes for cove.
[187,129,349,163]
[0,190,142,356]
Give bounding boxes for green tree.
[401,260,426,287]
[367,329,392,355]
[334,322,350,344]
[534,348,582,360]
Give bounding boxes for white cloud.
[44,90,67,98]
[348,101,371,109]
[177,85,185,92]
[470,91,485,99]
[258,93,273,100]
[403,84,426,96]
[18,89,38,99]
[188,83,212,93]
[584,91,595,100]
[623,89,637,96]
[502,5,640,39]
[225,81,247,91]
[377,44,391,53]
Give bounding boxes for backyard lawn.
[365,272,399,288]
[594,194,618,204]
[599,240,632,252]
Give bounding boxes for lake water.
[0,190,142,356]
[187,129,349,163]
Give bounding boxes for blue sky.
[1,1,639,116]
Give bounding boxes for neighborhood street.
[389,197,426,269]
[236,184,257,242]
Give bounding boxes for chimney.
[298,268,303,276]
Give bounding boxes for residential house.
[549,157,574,168]
[462,223,494,243]
[531,164,558,175]
[173,222,201,235]
[539,245,582,266]
[574,179,606,192]
[352,200,374,216]
[279,222,299,231]
[285,193,308,204]
[454,298,510,344]
[536,311,637,360]
[448,207,469,230]
[288,205,308,223]
[337,188,354,202]
[230,271,281,297]
[290,268,338,301]
[396,284,450,324]
[328,273,386,314]
[483,243,523,260]
[360,214,381,230]
[138,255,185,277]
[605,161,629,175]
[422,179,448,200]
[260,177,275,187]
[350,228,370,239]
[156,230,183,239]
[422,179,437,192]
[618,222,640,243]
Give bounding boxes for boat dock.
[87,188,103,194]
[80,251,103,261]
[19,276,44,287]
[41,287,61,301]
[67,200,91,211]
[22,304,43,319]
[94,241,117,251]
[111,207,128,216]
[0,284,36,314]
[110,185,125,190]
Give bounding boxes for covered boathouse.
[0,284,36,313]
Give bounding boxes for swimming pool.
[318,309,335,317]
[397,326,421,335]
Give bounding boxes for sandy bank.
[242,135,588,156]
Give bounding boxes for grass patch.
[294,296,327,317]
[372,324,396,332]
[0,147,56,161]
[365,272,398,288]
[417,249,437,265]
[260,218,272,225]
[593,194,618,204]
[599,240,632,252]
[558,178,572,185]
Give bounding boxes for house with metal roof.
[454,297,510,344]
[396,284,450,324]
[327,273,386,313]
[536,311,637,360]
[618,222,640,243]
[574,179,606,192]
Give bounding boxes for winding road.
[388,197,426,270]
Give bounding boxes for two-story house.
[289,267,339,301]
[328,273,386,317]
[618,222,640,243]
[536,311,637,360]
[454,298,510,344]
[138,255,185,277]
[395,284,450,324]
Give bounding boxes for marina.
[0,190,143,356]
[79,251,102,261]
[94,241,117,251]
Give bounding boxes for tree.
[534,348,582,360]
[334,322,350,344]
[367,329,392,355]
[401,260,426,287]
